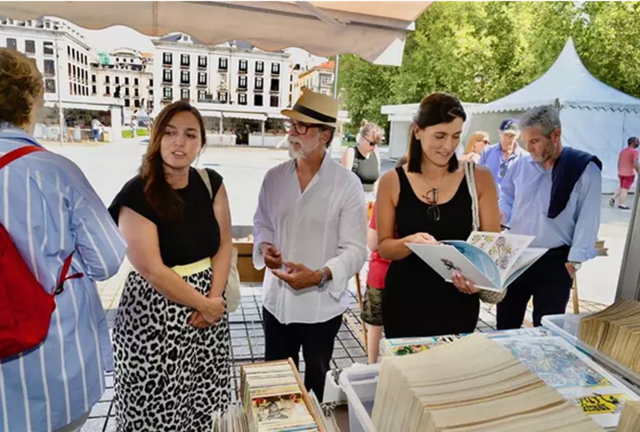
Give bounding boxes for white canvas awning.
[223,112,267,121]
[0,1,431,66]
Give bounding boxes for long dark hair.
[140,101,206,219]
[407,92,466,174]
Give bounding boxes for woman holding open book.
[376,92,501,338]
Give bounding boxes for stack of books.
[371,334,604,432]
[240,359,326,432]
[618,401,640,431]
[578,299,640,375]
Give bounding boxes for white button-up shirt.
[253,154,367,324]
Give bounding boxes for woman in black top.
[342,121,382,194]
[109,101,233,431]
[376,93,501,338]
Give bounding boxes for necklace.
[421,170,447,222]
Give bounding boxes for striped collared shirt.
[0,126,126,432]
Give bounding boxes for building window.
[320,74,332,87]
[135,88,139,97]
[125,77,129,85]
[134,99,141,108]
[43,42,54,55]
[124,99,130,107]
[220,74,227,83]
[198,90,207,101]
[238,76,247,89]
[45,79,56,94]
[198,72,207,85]
[105,86,110,95]
[73,84,77,95]
[149,79,153,87]
[255,61,264,73]
[181,70,190,84]
[218,92,227,103]
[181,88,190,101]
[105,76,110,84]
[219,57,228,70]
[254,94,263,106]
[270,95,279,107]
[125,88,130,97]
[115,76,120,84]
[271,63,280,75]
[67,46,70,56]
[149,89,154,96]
[255,77,263,90]
[134,78,139,86]
[92,85,97,95]
[239,59,248,72]
[25,40,35,54]
[270,79,280,92]
[181,54,190,67]
[163,52,172,65]
[238,93,247,105]
[5,38,16,51]
[163,69,172,83]
[163,87,172,99]
[92,74,96,83]
[198,56,207,68]
[44,60,55,76]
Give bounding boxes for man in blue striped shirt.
[0,49,126,432]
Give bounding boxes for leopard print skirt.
[113,267,231,432]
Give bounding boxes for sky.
[72,23,326,67]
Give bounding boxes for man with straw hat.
[253,90,367,400]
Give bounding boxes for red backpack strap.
[54,252,84,295]
[0,146,46,170]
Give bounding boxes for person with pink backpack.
[0,49,126,432]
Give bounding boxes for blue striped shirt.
[0,126,126,432]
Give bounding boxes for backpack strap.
[464,160,481,231]
[197,168,213,200]
[0,146,45,170]
[54,252,84,295]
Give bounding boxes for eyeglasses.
[499,161,509,179]
[362,136,380,147]
[284,120,321,136]
[424,188,440,222]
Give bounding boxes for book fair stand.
[3,2,640,431]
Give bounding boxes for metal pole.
[55,34,64,146]
[333,54,339,98]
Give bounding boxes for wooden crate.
[233,240,265,283]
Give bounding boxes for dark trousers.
[497,246,573,329]
[263,307,342,401]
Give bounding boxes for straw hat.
[281,89,338,127]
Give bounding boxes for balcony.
[218,64,228,72]
[254,86,264,93]
[197,81,207,88]
[271,68,280,76]
[198,63,207,70]
[163,58,172,66]
[180,81,191,86]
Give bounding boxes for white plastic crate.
[339,364,380,432]
[542,313,640,389]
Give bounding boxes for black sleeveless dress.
[382,167,480,338]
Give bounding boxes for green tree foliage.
[339,1,640,130]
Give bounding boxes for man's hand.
[260,243,283,270]
[565,262,577,280]
[272,261,322,290]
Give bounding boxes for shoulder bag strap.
[0,146,45,170]
[464,160,481,231]
[197,168,213,200]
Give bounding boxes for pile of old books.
[211,403,250,432]
[240,359,326,432]
[618,401,640,431]
[578,299,640,375]
[371,334,604,431]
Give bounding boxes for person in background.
[362,155,407,363]
[91,116,103,142]
[610,136,639,210]
[0,48,126,432]
[253,90,367,400]
[461,131,490,164]
[377,92,500,338]
[342,122,383,218]
[479,118,527,191]
[109,101,233,431]
[498,105,602,329]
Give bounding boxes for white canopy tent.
[464,38,640,193]
[0,1,430,66]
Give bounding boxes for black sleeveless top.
[109,168,223,267]
[351,147,380,192]
[382,167,480,338]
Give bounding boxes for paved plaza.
[40,139,631,431]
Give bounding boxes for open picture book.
[407,231,547,292]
